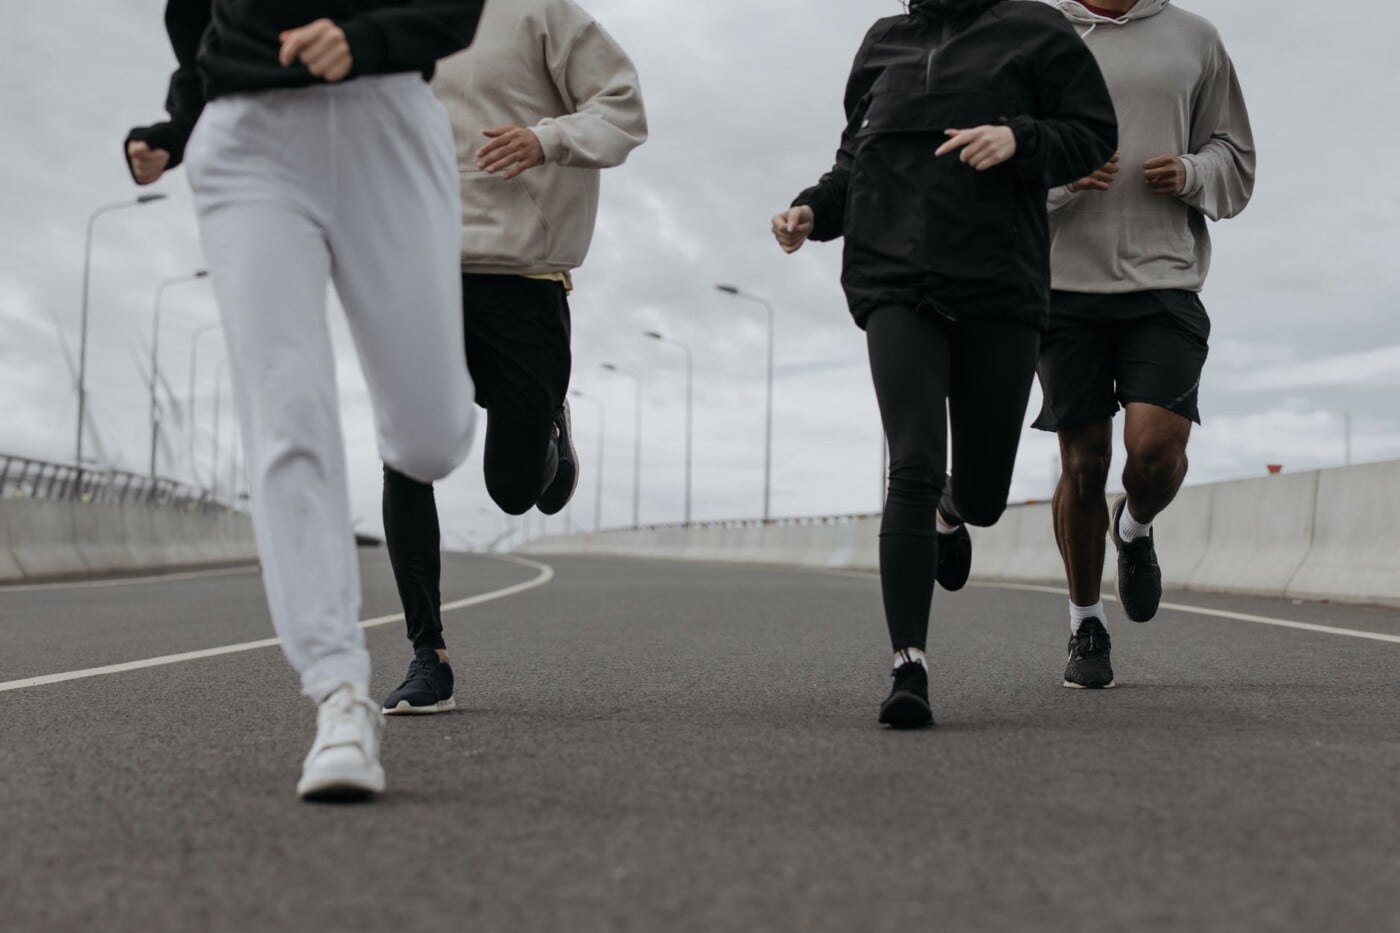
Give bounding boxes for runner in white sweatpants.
[126,5,484,801]
[186,75,476,700]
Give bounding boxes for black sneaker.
[879,656,934,729]
[383,650,456,715]
[936,522,972,592]
[1110,494,1162,623]
[1063,618,1115,689]
[536,401,578,516]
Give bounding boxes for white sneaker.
[297,683,386,801]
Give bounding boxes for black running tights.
[382,410,557,653]
[867,307,1041,652]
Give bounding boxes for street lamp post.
[716,284,774,522]
[149,270,209,478]
[77,193,168,475]
[644,330,694,527]
[187,322,222,487]
[570,389,606,533]
[601,363,642,528]
[211,360,228,501]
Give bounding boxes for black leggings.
[867,306,1040,652]
[383,411,558,653]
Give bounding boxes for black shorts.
[462,273,572,417]
[1033,289,1210,433]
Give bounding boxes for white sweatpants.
[185,74,476,700]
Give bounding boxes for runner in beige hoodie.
[1033,0,1255,690]
[380,0,647,714]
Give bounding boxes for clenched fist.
[1070,151,1121,193]
[279,19,353,83]
[1144,154,1187,196]
[126,140,170,186]
[772,205,815,254]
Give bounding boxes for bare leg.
[1121,402,1192,523]
[1053,421,1114,606]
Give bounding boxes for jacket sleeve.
[341,0,486,77]
[1004,19,1118,189]
[790,23,884,242]
[1178,40,1255,221]
[124,0,211,179]
[531,3,648,169]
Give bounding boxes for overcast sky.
[4,0,1399,549]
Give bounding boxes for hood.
[1051,0,1170,25]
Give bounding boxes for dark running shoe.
[1063,618,1115,689]
[1110,494,1163,623]
[936,522,972,592]
[879,657,934,729]
[536,401,579,516]
[383,650,456,715]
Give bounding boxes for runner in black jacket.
[772,0,1116,729]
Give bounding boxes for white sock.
[936,512,961,535]
[1119,503,1152,542]
[1069,602,1106,636]
[893,647,928,672]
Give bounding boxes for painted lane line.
[0,564,260,595]
[971,581,1400,645]
[0,556,554,693]
[813,569,1400,645]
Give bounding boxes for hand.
[477,127,545,180]
[935,126,1017,171]
[772,206,815,254]
[126,140,170,186]
[279,19,353,83]
[1070,151,1121,192]
[1144,154,1187,196]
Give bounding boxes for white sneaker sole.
[1062,680,1117,690]
[297,763,386,801]
[382,696,456,716]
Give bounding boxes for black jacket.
[793,0,1117,329]
[127,0,485,171]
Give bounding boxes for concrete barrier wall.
[523,461,1400,608]
[0,499,257,584]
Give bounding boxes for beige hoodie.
[432,0,648,275]
[1046,0,1256,294]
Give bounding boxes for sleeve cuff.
[341,19,386,77]
[125,122,188,181]
[1178,154,1202,198]
[532,123,564,164]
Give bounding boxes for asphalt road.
[2,552,1397,932]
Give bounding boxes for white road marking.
[813,568,1400,645]
[0,556,554,693]
[0,564,260,594]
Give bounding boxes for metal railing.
[0,454,229,513]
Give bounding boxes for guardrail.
[0,454,226,513]
[522,461,1400,609]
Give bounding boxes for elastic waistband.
[213,72,426,107]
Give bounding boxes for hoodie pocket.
[459,170,552,266]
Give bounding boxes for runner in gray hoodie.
[1032,0,1255,689]
[379,0,647,715]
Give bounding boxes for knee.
[1126,439,1187,486]
[886,459,943,510]
[386,415,476,485]
[957,499,1007,528]
[1062,445,1112,500]
[486,474,538,516]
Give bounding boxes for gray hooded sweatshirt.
[432,0,648,276]
[1045,0,1256,294]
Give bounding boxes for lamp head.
[715,284,740,295]
[136,193,168,205]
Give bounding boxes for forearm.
[342,0,485,76]
[792,172,846,242]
